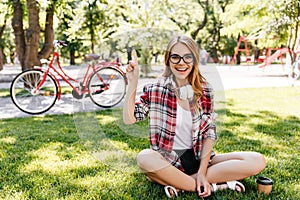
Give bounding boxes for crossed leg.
[206,151,266,183]
[137,149,197,192]
[137,149,266,193]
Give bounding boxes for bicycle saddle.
[84,54,100,61]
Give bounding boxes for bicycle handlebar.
[53,40,67,48]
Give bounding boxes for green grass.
[0,88,10,97]
[0,87,74,98]
[0,86,299,199]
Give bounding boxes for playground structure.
[230,36,289,68]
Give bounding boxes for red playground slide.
[258,48,289,68]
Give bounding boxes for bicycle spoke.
[10,70,58,114]
[88,67,126,108]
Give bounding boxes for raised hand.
[123,49,139,124]
[126,49,139,83]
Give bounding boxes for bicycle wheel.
[10,69,58,114]
[88,67,126,108]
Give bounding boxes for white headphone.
[177,85,194,100]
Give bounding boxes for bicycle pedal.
[72,89,84,99]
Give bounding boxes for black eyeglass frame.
[169,53,194,64]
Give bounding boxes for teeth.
[176,68,187,71]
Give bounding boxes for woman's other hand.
[196,173,212,198]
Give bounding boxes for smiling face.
[169,43,194,87]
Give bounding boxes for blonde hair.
[162,35,206,103]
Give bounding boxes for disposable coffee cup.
[256,176,273,195]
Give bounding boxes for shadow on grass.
[0,104,299,199]
[213,107,299,200]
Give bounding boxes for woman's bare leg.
[137,149,266,193]
[205,152,266,183]
[137,149,196,192]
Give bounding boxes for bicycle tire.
[88,67,126,108]
[10,69,58,115]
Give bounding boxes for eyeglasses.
[169,54,194,64]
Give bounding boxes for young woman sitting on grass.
[123,35,266,198]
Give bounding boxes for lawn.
[0,86,299,199]
[0,87,73,98]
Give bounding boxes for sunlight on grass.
[1,190,28,200]
[21,142,98,174]
[32,116,54,121]
[97,114,118,125]
[72,175,112,187]
[226,87,300,118]
[0,88,10,97]
[108,140,129,149]
[0,136,16,144]
[0,137,16,159]
[0,87,299,199]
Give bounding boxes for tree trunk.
[12,0,26,71]
[70,50,75,65]
[237,52,241,65]
[0,19,6,71]
[0,49,3,71]
[39,0,56,59]
[191,0,208,39]
[25,0,41,70]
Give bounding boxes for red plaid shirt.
[134,76,217,170]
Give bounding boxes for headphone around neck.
[178,85,194,100]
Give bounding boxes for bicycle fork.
[34,69,62,100]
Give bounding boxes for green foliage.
[0,86,299,199]
[1,0,300,66]
[55,1,88,63]
[0,1,14,62]
[273,0,300,50]
[221,0,297,49]
[164,0,204,34]
[219,35,237,56]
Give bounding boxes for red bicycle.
[10,40,127,115]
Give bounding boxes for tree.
[83,0,106,54]
[165,0,234,62]
[191,0,209,40]
[106,0,183,76]
[165,0,206,39]
[11,0,26,70]
[0,20,6,71]
[24,0,41,70]
[112,28,175,76]
[273,0,300,62]
[4,0,299,71]
[11,0,57,71]
[0,1,11,71]
[55,0,85,65]
[38,0,57,59]
[60,0,121,64]
[219,0,300,64]
[195,0,234,63]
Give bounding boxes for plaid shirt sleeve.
[134,85,150,121]
[199,83,218,141]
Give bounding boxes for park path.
[0,64,299,119]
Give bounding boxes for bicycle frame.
[34,48,125,101]
[11,40,128,115]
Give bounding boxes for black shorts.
[174,149,215,175]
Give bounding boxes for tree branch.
[191,0,208,39]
